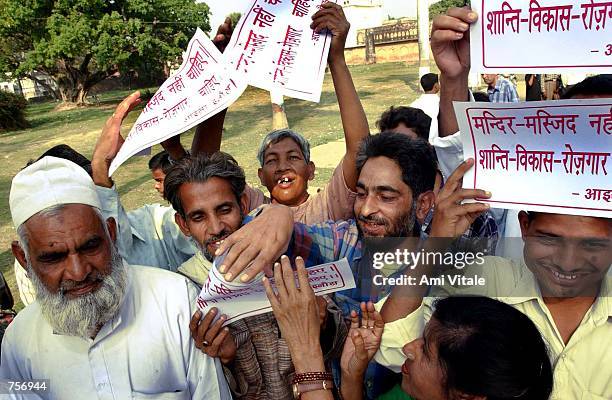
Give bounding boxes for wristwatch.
[292,380,333,399]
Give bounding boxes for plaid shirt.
[488,77,520,103]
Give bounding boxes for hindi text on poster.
[455,99,612,217]
[471,0,612,72]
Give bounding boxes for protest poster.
[109,28,248,176]
[470,0,612,72]
[454,99,612,217]
[196,258,356,325]
[223,0,337,102]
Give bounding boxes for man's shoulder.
[2,302,46,346]
[128,264,197,295]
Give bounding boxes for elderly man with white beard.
[0,156,231,400]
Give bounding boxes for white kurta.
[0,264,232,400]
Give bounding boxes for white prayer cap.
[9,156,102,229]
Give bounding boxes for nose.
[155,182,162,191]
[276,157,291,173]
[402,338,422,361]
[208,216,225,237]
[552,241,581,272]
[63,253,92,283]
[359,194,379,218]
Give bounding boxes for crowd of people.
[1,4,610,400]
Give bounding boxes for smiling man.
[1,157,231,399]
[163,153,347,399]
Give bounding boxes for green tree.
[429,0,467,20]
[0,0,210,105]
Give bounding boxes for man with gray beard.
[1,156,231,399]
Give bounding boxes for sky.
[204,0,419,33]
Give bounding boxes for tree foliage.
[0,0,211,104]
[0,90,29,131]
[429,0,467,20]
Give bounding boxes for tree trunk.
[271,90,289,130]
[56,57,111,105]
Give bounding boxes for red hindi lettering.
[252,5,276,28]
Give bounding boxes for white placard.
[223,0,337,102]
[455,99,612,217]
[470,0,612,72]
[109,28,248,176]
[195,258,356,325]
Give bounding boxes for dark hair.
[420,73,439,92]
[376,106,432,141]
[257,129,310,166]
[356,132,437,198]
[561,74,612,99]
[27,144,92,176]
[431,296,553,400]
[148,150,172,174]
[473,91,491,102]
[164,152,246,218]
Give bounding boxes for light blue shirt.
[96,185,196,271]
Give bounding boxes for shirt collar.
[503,261,612,320]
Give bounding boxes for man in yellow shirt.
[376,9,611,400]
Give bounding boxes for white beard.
[29,245,127,339]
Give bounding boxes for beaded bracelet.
[292,371,333,384]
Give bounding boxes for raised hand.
[431,7,478,80]
[429,159,491,238]
[311,2,350,64]
[92,91,142,187]
[340,302,384,380]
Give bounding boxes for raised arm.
[432,8,478,137]
[192,18,234,156]
[312,3,370,191]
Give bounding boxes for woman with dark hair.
[399,296,553,400]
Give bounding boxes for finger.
[446,7,479,23]
[114,91,141,122]
[205,314,227,343]
[447,188,492,204]
[263,276,280,309]
[218,240,248,279]
[295,256,312,294]
[311,7,340,22]
[212,327,230,352]
[311,16,340,34]
[273,262,289,301]
[240,245,281,282]
[349,309,360,330]
[431,14,471,35]
[371,310,385,338]
[196,308,218,343]
[189,310,202,340]
[438,159,475,199]
[280,255,298,298]
[351,331,368,362]
[225,245,260,282]
[366,301,376,328]
[215,232,239,262]
[360,301,369,327]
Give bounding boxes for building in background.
[342,0,385,48]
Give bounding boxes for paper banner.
[195,258,356,325]
[109,28,248,175]
[470,0,612,72]
[455,99,612,217]
[224,0,337,102]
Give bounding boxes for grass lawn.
[1,61,428,310]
